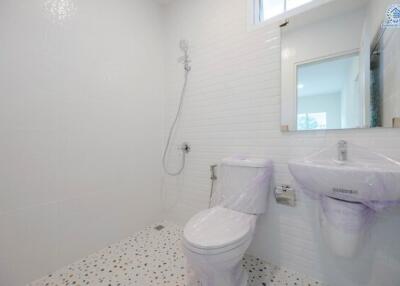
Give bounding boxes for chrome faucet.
[338,140,348,162]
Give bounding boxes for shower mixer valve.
[180,142,191,153]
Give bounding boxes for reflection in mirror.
[297,53,361,131]
[280,0,400,131]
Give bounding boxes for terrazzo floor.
[28,222,324,286]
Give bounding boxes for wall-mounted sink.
[288,142,400,257]
[289,142,400,205]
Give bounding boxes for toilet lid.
[183,207,255,250]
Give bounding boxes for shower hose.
[162,69,190,176]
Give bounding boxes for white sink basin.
[289,142,400,257]
[288,144,400,203]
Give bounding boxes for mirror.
[280,0,400,131]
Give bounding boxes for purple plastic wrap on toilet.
[183,156,273,285]
[210,156,273,214]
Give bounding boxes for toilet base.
[184,242,251,286]
[186,263,248,286]
[182,206,257,286]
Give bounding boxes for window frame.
[248,0,332,29]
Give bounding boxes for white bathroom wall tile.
[56,189,164,269]
[0,0,166,284]
[0,130,62,213]
[0,205,59,286]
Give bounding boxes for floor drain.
[154,225,165,231]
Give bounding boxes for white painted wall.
[0,0,165,285]
[162,0,400,285]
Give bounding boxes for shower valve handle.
[180,142,191,154]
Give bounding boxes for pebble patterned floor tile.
[28,222,325,286]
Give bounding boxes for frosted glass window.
[261,0,285,20]
[286,0,313,10]
[260,0,314,21]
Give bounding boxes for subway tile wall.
[162,0,400,285]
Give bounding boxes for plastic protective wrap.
[319,196,375,232]
[289,143,400,212]
[319,196,374,257]
[183,207,257,286]
[210,156,273,214]
[183,156,273,285]
[289,143,400,256]
[183,206,256,250]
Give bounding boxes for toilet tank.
[212,158,273,214]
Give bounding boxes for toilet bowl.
[182,157,273,286]
[183,207,257,286]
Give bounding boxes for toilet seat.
[183,206,256,255]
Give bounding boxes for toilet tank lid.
[222,157,272,168]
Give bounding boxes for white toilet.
[182,157,273,286]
